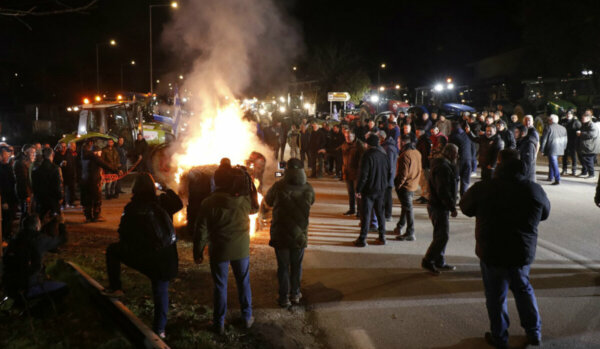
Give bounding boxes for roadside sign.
[328,92,350,102]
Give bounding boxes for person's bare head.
[511,114,518,122]
[311,122,319,131]
[118,137,124,146]
[582,109,593,123]
[442,143,459,164]
[59,142,67,153]
[549,114,559,124]
[345,131,356,143]
[486,125,497,138]
[68,142,77,152]
[523,115,534,128]
[403,124,411,134]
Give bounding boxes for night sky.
[1,0,599,106]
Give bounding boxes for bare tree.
[0,0,99,30]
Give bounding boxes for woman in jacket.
[103,172,183,339]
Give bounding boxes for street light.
[378,62,386,85]
[150,2,178,94]
[447,83,454,90]
[120,59,136,91]
[292,66,297,71]
[96,39,117,94]
[434,83,444,92]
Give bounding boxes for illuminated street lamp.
[379,86,385,92]
[179,74,184,80]
[378,62,386,85]
[370,95,380,103]
[434,83,444,92]
[395,84,400,89]
[447,83,454,90]
[96,39,117,93]
[150,2,178,94]
[292,66,297,71]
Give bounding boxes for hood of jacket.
[284,167,307,186]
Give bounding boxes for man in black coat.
[449,121,473,197]
[0,146,18,241]
[54,142,77,207]
[308,122,327,178]
[515,125,537,182]
[559,111,581,175]
[31,148,63,219]
[13,144,36,219]
[496,120,516,150]
[133,133,151,173]
[354,134,390,247]
[422,144,458,275]
[466,124,505,181]
[81,141,117,222]
[460,149,550,348]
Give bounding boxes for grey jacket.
[578,121,600,155]
[540,123,567,156]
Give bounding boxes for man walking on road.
[460,149,550,348]
[539,114,567,185]
[354,134,390,247]
[422,144,458,275]
[265,158,315,307]
[393,135,421,241]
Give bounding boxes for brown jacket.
[395,146,422,192]
[341,141,362,181]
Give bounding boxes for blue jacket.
[449,128,472,163]
[382,137,399,188]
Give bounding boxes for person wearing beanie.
[194,157,254,334]
[354,134,390,247]
[265,158,315,307]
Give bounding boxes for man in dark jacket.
[299,124,311,167]
[341,131,362,215]
[394,135,422,241]
[576,110,600,178]
[13,144,36,219]
[81,141,117,222]
[194,160,255,333]
[468,115,482,174]
[265,158,315,307]
[115,137,128,195]
[327,125,345,178]
[496,120,516,150]
[54,142,77,207]
[466,124,505,181]
[0,146,18,241]
[308,122,327,178]
[415,128,431,203]
[515,125,537,182]
[133,133,150,173]
[102,139,121,199]
[422,144,458,275]
[449,122,473,197]
[540,114,567,185]
[559,111,581,175]
[354,134,390,247]
[380,131,398,221]
[460,149,550,348]
[31,148,63,219]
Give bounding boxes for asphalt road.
[300,167,600,349]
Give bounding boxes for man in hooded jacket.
[265,158,315,307]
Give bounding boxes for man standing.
[81,141,116,222]
[299,124,311,167]
[102,139,121,199]
[449,121,472,197]
[422,144,458,275]
[287,124,300,160]
[515,125,537,182]
[193,160,254,334]
[576,110,600,178]
[540,114,567,185]
[13,144,36,219]
[31,148,63,219]
[466,124,505,181]
[0,146,17,242]
[341,131,361,216]
[394,135,422,241]
[414,128,431,204]
[354,134,390,247]
[380,131,398,221]
[436,114,452,138]
[133,133,150,173]
[308,122,327,178]
[328,125,345,178]
[265,159,315,307]
[496,121,516,149]
[460,149,549,348]
[54,142,77,207]
[559,110,581,175]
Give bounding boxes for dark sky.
[0,0,598,105]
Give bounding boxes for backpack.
[146,203,177,250]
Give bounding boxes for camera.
[274,161,286,178]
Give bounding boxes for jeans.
[359,193,385,240]
[395,188,414,235]
[424,206,449,266]
[346,179,357,212]
[64,178,77,205]
[480,261,541,345]
[105,180,117,199]
[279,143,287,162]
[458,161,472,197]
[562,146,577,174]
[300,149,310,168]
[547,155,560,182]
[580,153,595,176]
[471,143,478,173]
[210,257,252,326]
[289,146,299,160]
[151,280,169,333]
[274,248,304,302]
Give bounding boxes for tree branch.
[0,0,99,17]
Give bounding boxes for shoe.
[435,264,456,271]
[343,210,356,216]
[101,288,124,298]
[393,227,402,235]
[415,197,428,204]
[527,334,541,346]
[586,174,595,179]
[158,332,166,339]
[560,170,567,176]
[353,239,368,247]
[421,260,440,276]
[278,298,291,308]
[577,172,588,177]
[551,181,560,185]
[244,316,255,329]
[213,323,225,335]
[484,332,508,349]
[374,237,386,245]
[369,225,378,232]
[93,216,106,222]
[396,234,415,241]
[290,293,302,304]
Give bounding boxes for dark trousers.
[548,155,560,181]
[562,146,577,173]
[346,179,357,212]
[274,248,304,302]
[105,180,118,199]
[395,188,414,235]
[458,161,472,197]
[424,206,449,266]
[580,153,595,175]
[151,280,169,334]
[300,148,310,167]
[334,151,343,177]
[480,261,541,346]
[359,193,385,241]
[481,166,494,181]
[64,178,77,205]
[384,186,393,218]
[2,203,17,241]
[19,198,31,222]
[309,152,324,177]
[210,257,252,326]
[471,143,478,173]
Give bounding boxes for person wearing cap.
[354,134,390,247]
[265,158,315,307]
[193,158,254,334]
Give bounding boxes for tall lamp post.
[378,62,386,86]
[120,60,136,91]
[96,39,117,94]
[149,1,178,94]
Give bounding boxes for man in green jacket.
[265,158,315,307]
[193,159,254,334]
